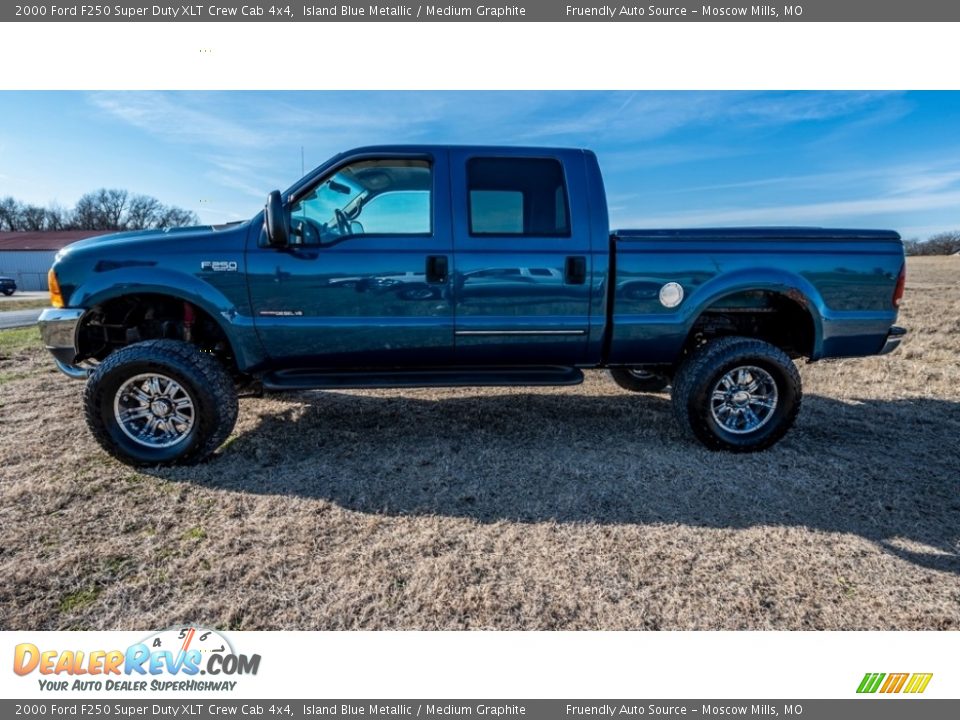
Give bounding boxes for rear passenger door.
[449,150,594,365]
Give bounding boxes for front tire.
[84,339,238,466]
[1,289,13,296]
[672,336,801,452]
[609,367,670,393]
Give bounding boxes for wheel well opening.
[685,291,815,360]
[77,293,237,371]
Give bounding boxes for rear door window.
[467,157,570,237]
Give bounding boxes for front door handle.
[565,256,587,285]
[426,255,448,283]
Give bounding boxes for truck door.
[449,150,594,365]
[246,152,454,368]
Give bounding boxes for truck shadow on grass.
[158,390,960,574]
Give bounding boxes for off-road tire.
[84,339,238,466]
[672,336,801,452]
[609,368,670,393]
[1,289,13,296]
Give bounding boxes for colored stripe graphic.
[904,673,934,694]
[857,673,885,693]
[880,673,909,693]
[857,672,933,694]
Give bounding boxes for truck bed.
[606,227,904,363]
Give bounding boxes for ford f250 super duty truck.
[38,146,907,466]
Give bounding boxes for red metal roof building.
[0,231,107,291]
[0,230,104,251]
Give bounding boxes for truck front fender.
[69,267,264,371]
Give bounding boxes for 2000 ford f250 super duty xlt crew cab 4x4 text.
[37,146,907,466]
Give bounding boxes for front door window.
[290,159,432,244]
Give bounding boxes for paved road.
[0,309,42,329]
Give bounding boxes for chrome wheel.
[628,369,658,380]
[709,365,779,435]
[113,373,196,448]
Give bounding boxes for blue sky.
[0,91,958,239]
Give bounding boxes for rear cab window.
[467,157,570,237]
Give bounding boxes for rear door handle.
[565,256,587,285]
[426,255,448,283]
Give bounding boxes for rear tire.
[84,339,238,467]
[609,367,670,393]
[672,336,801,452]
[1,289,13,296]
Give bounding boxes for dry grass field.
[1,256,958,630]
[0,298,49,312]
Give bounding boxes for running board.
[260,366,584,391]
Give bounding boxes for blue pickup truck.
[38,145,907,466]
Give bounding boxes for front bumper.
[38,308,90,379]
[879,325,907,355]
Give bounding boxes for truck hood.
[51,220,253,309]
[57,222,249,257]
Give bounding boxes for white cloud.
[204,170,269,202]
[89,92,263,148]
[888,170,960,196]
[514,91,904,144]
[620,189,960,229]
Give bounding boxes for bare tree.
[154,206,198,229]
[0,190,198,232]
[905,231,960,256]
[71,193,104,230]
[72,189,130,230]
[0,197,20,231]
[925,231,960,255]
[19,204,47,231]
[100,189,129,229]
[70,189,197,230]
[44,204,70,231]
[125,194,162,230]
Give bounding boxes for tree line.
[0,190,199,232]
[3,190,953,253]
[903,231,960,256]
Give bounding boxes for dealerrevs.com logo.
[13,627,261,692]
[857,673,933,694]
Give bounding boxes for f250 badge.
[200,261,238,272]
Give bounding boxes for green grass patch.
[104,556,132,576]
[182,526,207,541]
[155,547,178,562]
[836,576,858,597]
[59,587,101,613]
[0,370,37,386]
[0,326,41,355]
